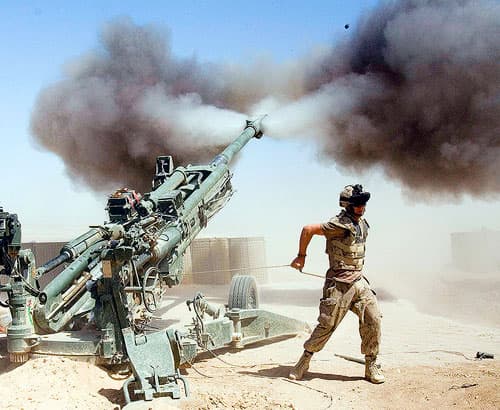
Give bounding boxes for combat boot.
[365,355,385,384]
[289,351,313,380]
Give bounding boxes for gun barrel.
[141,116,266,217]
[36,252,70,278]
[39,241,105,303]
[211,115,266,166]
[142,116,266,263]
[36,227,107,277]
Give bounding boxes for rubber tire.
[228,275,259,309]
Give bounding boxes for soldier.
[289,184,384,384]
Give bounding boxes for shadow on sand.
[239,365,364,382]
[98,387,126,407]
[194,334,298,363]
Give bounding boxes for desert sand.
[0,276,498,409]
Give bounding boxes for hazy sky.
[1,1,499,279]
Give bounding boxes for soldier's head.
[339,184,370,218]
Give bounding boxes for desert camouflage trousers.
[304,277,381,356]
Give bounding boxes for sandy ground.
[0,278,499,409]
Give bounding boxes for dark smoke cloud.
[266,0,500,198]
[30,19,250,191]
[31,1,500,198]
[31,18,303,192]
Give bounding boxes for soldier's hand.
[290,255,305,272]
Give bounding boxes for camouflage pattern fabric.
[304,277,381,356]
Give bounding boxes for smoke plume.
[30,20,250,191]
[31,1,500,197]
[263,0,500,198]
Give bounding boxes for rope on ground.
[106,368,132,380]
[185,355,215,378]
[188,362,215,379]
[203,346,334,409]
[282,378,334,410]
[449,383,479,390]
[380,349,476,361]
[198,347,334,409]
[203,346,263,368]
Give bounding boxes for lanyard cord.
[183,264,289,276]
[183,264,325,279]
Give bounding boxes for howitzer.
[1,117,309,404]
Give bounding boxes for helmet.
[339,184,371,208]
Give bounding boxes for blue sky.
[1,1,498,279]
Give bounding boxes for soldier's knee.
[318,299,338,327]
[363,304,382,327]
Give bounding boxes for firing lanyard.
[183,264,289,276]
[184,263,325,279]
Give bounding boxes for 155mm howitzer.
[0,117,308,404]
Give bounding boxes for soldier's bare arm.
[290,224,324,271]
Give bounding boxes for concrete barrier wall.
[188,238,230,285]
[228,237,268,284]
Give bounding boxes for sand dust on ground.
[0,280,498,409]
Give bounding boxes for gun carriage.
[0,117,307,404]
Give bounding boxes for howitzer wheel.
[228,275,259,309]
